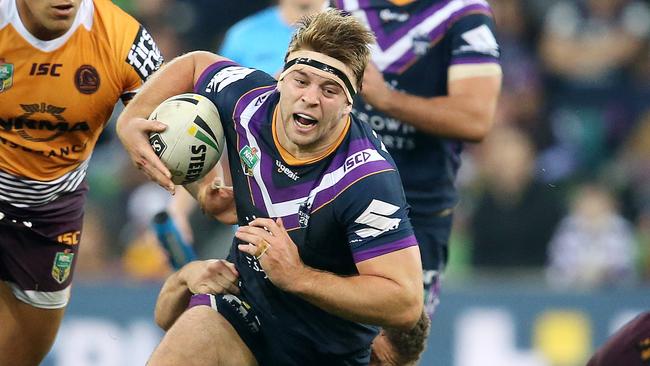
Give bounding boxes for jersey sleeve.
[106,2,164,103]
[447,12,500,66]
[336,170,418,264]
[192,61,276,121]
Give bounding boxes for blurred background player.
[0,0,163,364]
[219,0,326,76]
[333,0,502,316]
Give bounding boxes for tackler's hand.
[180,259,240,296]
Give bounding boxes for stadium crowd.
[78,0,650,290]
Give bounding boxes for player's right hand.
[236,217,305,292]
[116,116,175,193]
[181,259,240,296]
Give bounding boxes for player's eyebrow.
[294,70,344,91]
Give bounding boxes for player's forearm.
[289,269,422,329]
[117,56,195,128]
[375,87,497,142]
[154,270,193,331]
[541,35,641,77]
[116,51,220,130]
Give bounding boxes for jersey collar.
[272,105,350,166]
[6,0,94,52]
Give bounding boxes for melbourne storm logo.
[412,33,431,56]
[0,103,90,142]
[298,200,312,228]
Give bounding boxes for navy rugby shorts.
[189,293,371,366]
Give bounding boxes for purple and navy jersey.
[334,0,500,216]
[194,61,417,355]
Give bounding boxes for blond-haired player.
[118,9,423,365]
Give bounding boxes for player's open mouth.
[52,3,74,17]
[293,113,318,129]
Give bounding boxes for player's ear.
[342,101,353,116]
[276,77,285,92]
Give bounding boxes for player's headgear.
[279,50,357,103]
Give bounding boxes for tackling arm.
[154,268,193,330]
[154,260,240,330]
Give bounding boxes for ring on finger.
[254,239,271,260]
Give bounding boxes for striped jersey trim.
[340,0,492,72]
[230,87,391,218]
[0,159,89,208]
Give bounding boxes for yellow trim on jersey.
[387,0,417,6]
[448,63,502,81]
[272,106,350,166]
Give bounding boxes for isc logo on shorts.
[57,231,81,245]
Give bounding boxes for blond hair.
[285,8,374,91]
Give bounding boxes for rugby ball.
[148,93,225,185]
